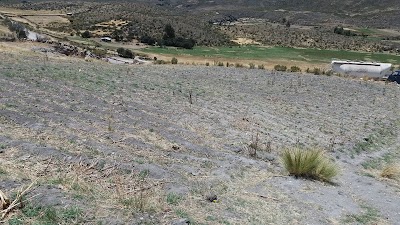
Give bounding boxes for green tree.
[17,29,27,39]
[163,24,175,40]
[81,30,91,38]
[117,48,134,58]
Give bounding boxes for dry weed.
[381,164,400,179]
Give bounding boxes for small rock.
[190,172,199,176]
[263,153,276,161]
[206,194,218,202]
[171,218,190,225]
[231,146,242,153]
[172,145,180,150]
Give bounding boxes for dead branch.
[1,181,36,220]
[0,190,10,210]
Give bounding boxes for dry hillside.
[1,44,400,224]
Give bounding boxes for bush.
[249,63,255,69]
[381,164,400,179]
[235,63,243,68]
[313,68,321,75]
[140,35,156,45]
[258,64,265,70]
[117,48,134,58]
[92,48,107,57]
[274,64,287,71]
[217,62,224,66]
[171,57,178,64]
[154,60,166,64]
[281,147,338,182]
[290,66,301,72]
[325,70,334,76]
[17,29,27,39]
[81,30,91,38]
[205,62,210,66]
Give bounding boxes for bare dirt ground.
[231,38,261,45]
[1,46,400,224]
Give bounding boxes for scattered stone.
[206,194,218,202]
[263,153,276,161]
[190,171,199,176]
[171,218,190,225]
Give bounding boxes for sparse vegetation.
[274,64,287,72]
[281,147,339,182]
[249,63,255,69]
[166,192,182,205]
[171,57,178,64]
[9,204,83,224]
[344,205,381,224]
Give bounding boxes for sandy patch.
[24,15,70,26]
[231,37,261,45]
[96,19,129,28]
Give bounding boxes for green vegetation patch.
[144,46,400,64]
[8,204,83,225]
[344,205,381,224]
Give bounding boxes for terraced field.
[1,49,400,224]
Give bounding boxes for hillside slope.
[1,47,400,224]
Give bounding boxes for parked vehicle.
[387,70,400,84]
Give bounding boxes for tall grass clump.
[381,164,400,179]
[281,147,338,182]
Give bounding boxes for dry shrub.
[381,164,400,179]
[290,66,301,72]
[281,147,339,182]
[274,64,287,71]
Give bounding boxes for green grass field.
[143,46,400,64]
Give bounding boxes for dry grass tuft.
[381,164,400,179]
[281,147,339,182]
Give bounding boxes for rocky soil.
[1,48,400,224]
